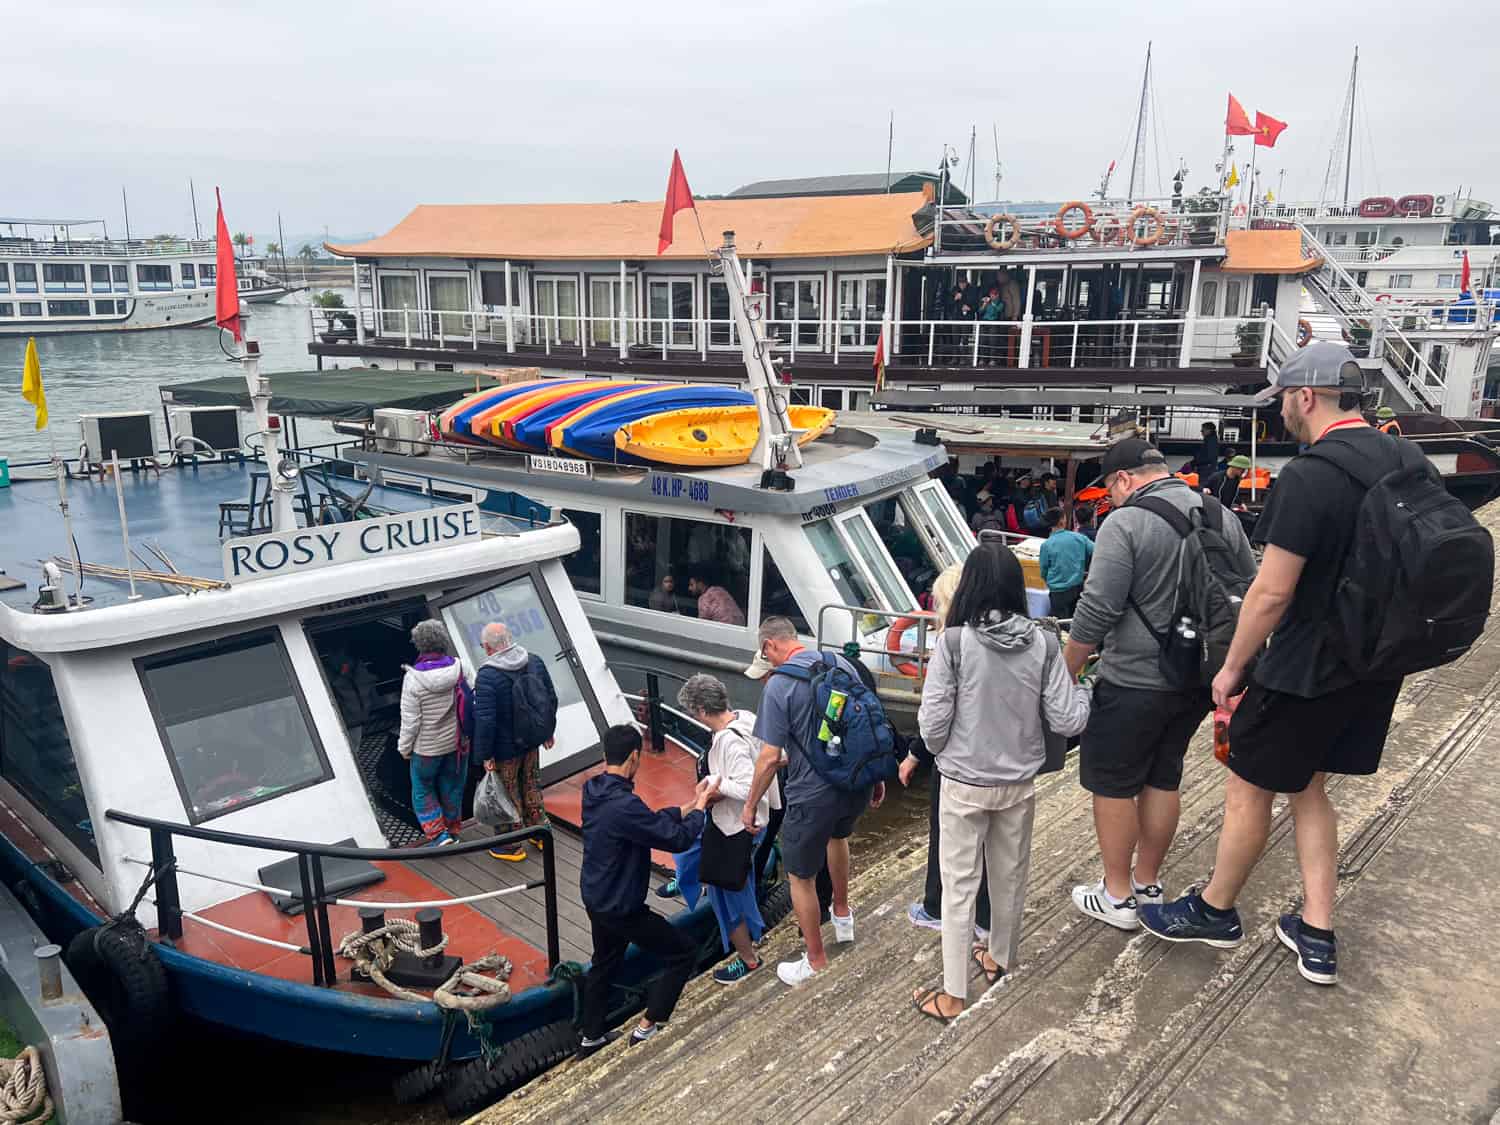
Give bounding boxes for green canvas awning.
[160,368,491,421]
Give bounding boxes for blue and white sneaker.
[1138,892,1244,948]
[655,877,680,899]
[712,956,761,985]
[907,903,942,931]
[1276,914,1338,985]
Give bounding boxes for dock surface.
[473,500,1500,1125]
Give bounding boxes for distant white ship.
[0,217,306,337]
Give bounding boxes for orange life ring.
[983,213,1021,251]
[1375,293,1392,304]
[1054,201,1093,240]
[1297,318,1313,347]
[1128,206,1165,246]
[885,616,926,677]
[1090,215,1127,246]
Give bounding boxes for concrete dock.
[474,502,1500,1125]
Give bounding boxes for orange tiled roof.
[1222,229,1323,275]
[328,191,932,262]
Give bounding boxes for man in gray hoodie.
[1063,439,1255,931]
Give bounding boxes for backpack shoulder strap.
[1198,495,1225,533]
[1131,494,1195,538]
[1301,434,1383,489]
[940,625,964,679]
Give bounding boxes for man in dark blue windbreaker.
[575,725,719,1059]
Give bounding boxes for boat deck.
[164,745,696,994]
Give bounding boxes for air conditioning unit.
[373,408,431,456]
[1433,194,1450,217]
[80,411,155,463]
[170,406,241,453]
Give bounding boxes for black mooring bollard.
[359,905,386,935]
[416,907,444,969]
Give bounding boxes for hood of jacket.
[970,611,1039,655]
[404,657,461,695]
[483,645,531,673]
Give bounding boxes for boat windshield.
[805,512,916,633]
[861,482,974,603]
[139,631,333,823]
[440,571,584,711]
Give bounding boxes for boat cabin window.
[625,512,750,625]
[836,508,916,615]
[560,508,603,596]
[137,631,332,823]
[805,520,899,635]
[0,645,97,864]
[440,572,584,711]
[90,264,112,292]
[0,304,11,318]
[761,546,811,635]
[0,263,9,292]
[111,264,129,289]
[137,264,172,291]
[14,264,37,293]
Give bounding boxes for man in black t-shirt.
[1141,342,1407,988]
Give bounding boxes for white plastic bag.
[474,771,520,829]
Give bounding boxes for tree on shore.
[232,231,252,258]
[298,244,318,265]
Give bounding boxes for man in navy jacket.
[576,725,719,1058]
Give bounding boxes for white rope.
[125,856,540,910]
[336,922,513,1011]
[0,1047,51,1124]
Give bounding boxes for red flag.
[1254,110,1288,148]
[872,331,886,392]
[1461,250,1472,293]
[657,150,696,255]
[214,188,241,342]
[1225,94,1254,136]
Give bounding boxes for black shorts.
[1227,678,1401,794]
[1080,679,1211,798]
[780,788,870,879]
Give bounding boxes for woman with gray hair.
[671,673,779,985]
[396,619,467,846]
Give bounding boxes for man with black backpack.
[741,617,895,987]
[1141,343,1493,984]
[474,621,559,862]
[1063,438,1257,933]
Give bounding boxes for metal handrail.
[814,601,939,679]
[103,808,561,989]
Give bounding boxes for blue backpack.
[770,652,899,792]
[1023,495,1049,533]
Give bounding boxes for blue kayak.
[552,384,755,462]
[505,381,665,451]
[441,379,587,442]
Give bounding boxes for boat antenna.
[189,180,201,240]
[714,230,803,476]
[885,110,894,193]
[992,123,1003,200]
[967,125,977,202]
[1126,41,1152,203]
[1344,46,1358,205]
[121,187,131,245]
[1319,46,1358,207]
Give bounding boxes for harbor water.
[0,292,349,465]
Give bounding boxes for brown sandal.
[972,947,1005,987]
[912,986,962,1023]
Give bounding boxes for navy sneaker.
[712,956,761,985]
[1276,914,1338,985]
[1139,892,1244,949]
[655,877,680,899]
[574,1029,620,1061]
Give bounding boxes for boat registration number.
[651,475,710,505]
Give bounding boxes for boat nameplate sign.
[222,504,482,584]
[527,455,592,479]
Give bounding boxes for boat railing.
[0,237,219,259]
[322,304,1276,372]
[815,602,940,685]
[612,662,713,761]
[930,195,1231,257]
[103,808,562,990]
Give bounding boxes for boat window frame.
[135,627,334,825]
[375,268,420,335]
[557,504,606,600]
[644,275,698,350]
[620,507,753,629]
[901,482,972,570]
[831,506,917,614]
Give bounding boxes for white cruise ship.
[0,217,304,337]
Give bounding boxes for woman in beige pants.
[912,542,1092,1022]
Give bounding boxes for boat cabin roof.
[355,422,948,521]
[161,368,492,421]
[0,457,577,653]
[840,411,1115,460]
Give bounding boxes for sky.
[6,0,1492,249]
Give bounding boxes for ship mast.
[1126,41,1152,202]
[1320,47,1359,207]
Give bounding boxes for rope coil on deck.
[337,921,513,1011]
[0,1047,51,1124]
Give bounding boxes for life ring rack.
[1053,200,1093,240]
[885,615,926,677]
[983,213,1022,252]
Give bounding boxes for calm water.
[0,291,349,464]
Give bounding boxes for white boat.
[0,218,302,337]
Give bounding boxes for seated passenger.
[688,571,746,626]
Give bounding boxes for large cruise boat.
[0,218,304,337]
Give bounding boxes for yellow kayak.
[614,404,835,467]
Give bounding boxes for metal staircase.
[1294,222,1447,411]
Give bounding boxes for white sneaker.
[1071,879,1141,931]
[1131,880,1165,908]
[831,909,855,944]
[975,924,990,943]
[777,953,818,987]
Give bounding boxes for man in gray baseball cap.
[1255,340,1366,411]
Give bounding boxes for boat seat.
[258,839,386,915]
[218,471,317,536]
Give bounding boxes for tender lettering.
[823,484,860,503]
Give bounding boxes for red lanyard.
[1314,418,1367,443]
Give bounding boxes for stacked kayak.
[435,378,836,467]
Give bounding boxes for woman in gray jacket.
[912,543,1092,1022]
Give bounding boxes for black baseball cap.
[1100,437,1167,478]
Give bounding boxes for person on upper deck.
[576,725,720,1059]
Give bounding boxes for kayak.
[504,381,666,452]
[467,380,594,450]
[549,385,754,461]
[439,380,561,442]
[614,404,835,466]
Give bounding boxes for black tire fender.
[441,1019,580,1117]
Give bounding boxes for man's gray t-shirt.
[753,650,837,806]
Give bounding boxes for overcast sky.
[6,0,1491,247]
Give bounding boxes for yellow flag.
[21,337,48,431]
[1265,189,1276,202]
[1226,163,1240,188]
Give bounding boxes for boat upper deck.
[0,454,576,650]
